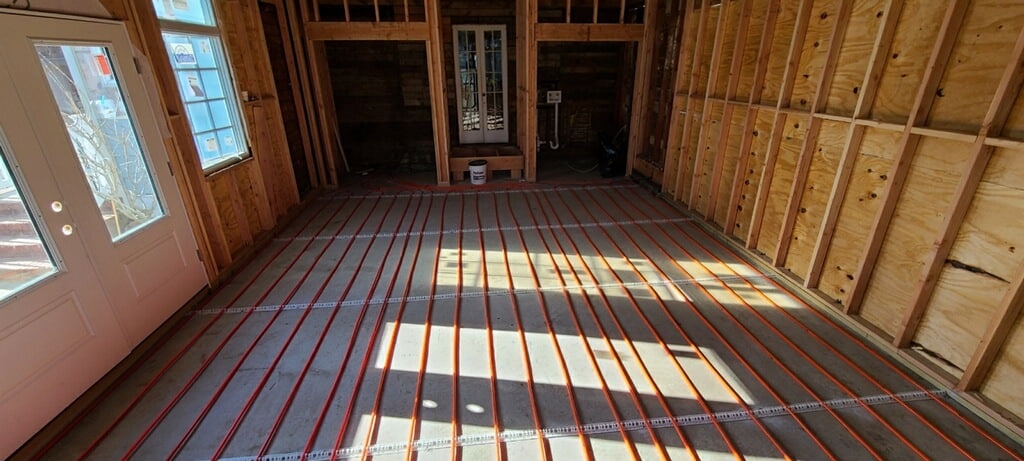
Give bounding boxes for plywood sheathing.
[661,0,1024,424]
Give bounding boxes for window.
[153,0,248,172]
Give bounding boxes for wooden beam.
[122,0,232,273]
[284,0,328,188]
[688,0,731,209]
[270,0,319,191]
[704,0,754,219]
[844,0,969,314]
[305,21,429,41]
[518,0,539,181]
[625,0,660,176]
[745,0,815,249]
[773,0,853,266]
[300,0,342,185]
[724,0,782,235]
[535,23,646,41]
[425,0,450,185]
[894,26,1024,348]
[671,1,711,201]
[659,0,698,196]
[960,263,1024,390]
[648,1,686,187]
[805,0,906,286]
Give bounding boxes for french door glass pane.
[483,30,504,131]
[457,30,480,133]
[0,143,56,301]
[35,44,165,241]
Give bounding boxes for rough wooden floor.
[28,182,1023,460]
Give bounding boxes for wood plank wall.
[660,0,1024,426]
[100,0,303,280]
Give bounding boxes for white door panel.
[0,44,130,459]
[0,11,208,457]
[1,13,207,346]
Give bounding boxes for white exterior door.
[453,25,509,144]
[0,11,207,457]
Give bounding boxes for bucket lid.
[468,159,487,166]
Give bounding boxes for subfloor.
[25,180,1023,460]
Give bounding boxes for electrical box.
[546,90,562,104]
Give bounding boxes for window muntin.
[155,0,248,172]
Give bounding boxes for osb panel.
[208,175,245,255]
[824,0,887,116]
[695,102,726,213]
[982,312,1024,419]
[869,0,945,124]
[735,0,771,101]
[784,120,846,278]
[859,138,972,336]
[756,114,809,257]
[760,1,800,105]
[714,108,748,225]
[713,0,744,97]
[927,0,1024,133]
[734,110,775,238]
[789,0,837,109]
[680,99,706,205]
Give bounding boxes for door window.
[36,44,165,241]
[0,141,56,301]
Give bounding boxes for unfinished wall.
[100,0,303,278]
[537,42,628,157]
[662,0,1024,425]
[326,41,434,171]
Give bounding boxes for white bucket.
[469,159,487,185]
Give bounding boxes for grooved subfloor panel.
[26,183,1023,461]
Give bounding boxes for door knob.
[51,201,63,213]
[61,224,73,236]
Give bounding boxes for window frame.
[154,1,250,174]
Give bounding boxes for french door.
[0,11,206,456]
[453,25,509,144]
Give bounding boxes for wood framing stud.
[960,263,1024,390]
[672,1,712,201]
[625,0,660,177]
[688,0,731,210]
[894,26,1024,348]
[724,0,782,234]
[844,0,970,314]
[705,0,754,220]
[659,0,698,196]
[305,22,430,41]
[774,0,853,266]
[746,0,815,249]
[425,0,450,185]
[535,24,645,41]
[805,0,906,286]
